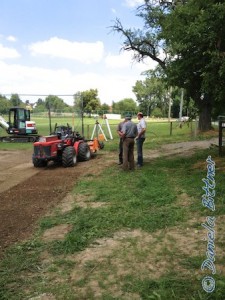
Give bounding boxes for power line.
[2,94,74,97]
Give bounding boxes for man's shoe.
[118,162,123,165]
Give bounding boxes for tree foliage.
[112,0,225,130]
[45,95,68,111]
[74,89,101,113]
[0,95,12,114]
[0,94,25,114]
[10,94,22,107]
[112,98,137,115]
[133,76,167,116]
[163,0,225,127]
[101,103,110,112]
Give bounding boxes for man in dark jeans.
[117,118,126,165]
[136,112,146,167]
[121,115,138,171]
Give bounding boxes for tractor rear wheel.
[62,146,77,167]
[78,142,91,161]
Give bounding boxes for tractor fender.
[73,140,83,153]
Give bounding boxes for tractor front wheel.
[78,142,91,161]
[32,156,48,168]
[62,146,77,167]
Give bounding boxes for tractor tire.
[62,146,77,167]
[32,156,48,168]
[99,141,104,149]
[78,142,91,161]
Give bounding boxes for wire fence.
[0,107,208,141]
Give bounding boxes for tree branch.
[111,18,166,69]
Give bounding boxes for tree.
[111,1,170,69]
[73,89,101,113]
[112,0,225,131]
[45,95,68,111]
[33,98,46,113]
[0,95,11,114]
[112,98,137,115]
[162,0,225,130]
[101,103,110,113]
[133,76,167,117]
[10,94,22,106]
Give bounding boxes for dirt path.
[0,138,218,256]
[0,150,115,256]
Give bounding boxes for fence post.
[87,125,90,139]
[194,117,198,138]
[170,122,172,136]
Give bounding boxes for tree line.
[0,85,191,119]
[0,91,138,117]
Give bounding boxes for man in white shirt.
[136,112,146,167]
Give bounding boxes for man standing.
[117,118,126,165]
[121,115,138,171]
[136,112,146,167]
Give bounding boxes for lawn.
[0,115,218,151]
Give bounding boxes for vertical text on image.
[201,155,216,293]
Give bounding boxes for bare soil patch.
[41,224,73,242]
[40,216,224,298]
[0,149,114,256]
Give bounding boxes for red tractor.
[32,124,103,168]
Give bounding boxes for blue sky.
[0,0,157,105]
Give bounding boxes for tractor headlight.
[39,137,46,142]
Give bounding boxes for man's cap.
[125,114,132,120]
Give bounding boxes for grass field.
[0,117,224,300]
[0,115,218,151]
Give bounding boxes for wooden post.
[194,117,198,137]
[168,87,172,122]
[170,122,172,136]
[87,125,90,139]
[179,88,184,121]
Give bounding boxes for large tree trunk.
[198,96,212,131]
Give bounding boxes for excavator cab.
[8,107,37,135]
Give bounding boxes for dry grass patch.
[41,224,73,242]
[29,293,56,300]
[49,193,109,216]
[40,221,225,298]
[35,214,225,298]
[192,156,225,171]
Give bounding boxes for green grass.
[37,166,183,256]
[0,115,218,151]
[0,125,224,299]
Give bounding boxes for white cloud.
[111,8,117,14]
[105,50,158,72]
[0,60,143,105]
[7,35,17,42]
[105,51,134,69]
[0,44,20,59]
[28,37,104,64]
[124,0,145,7]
